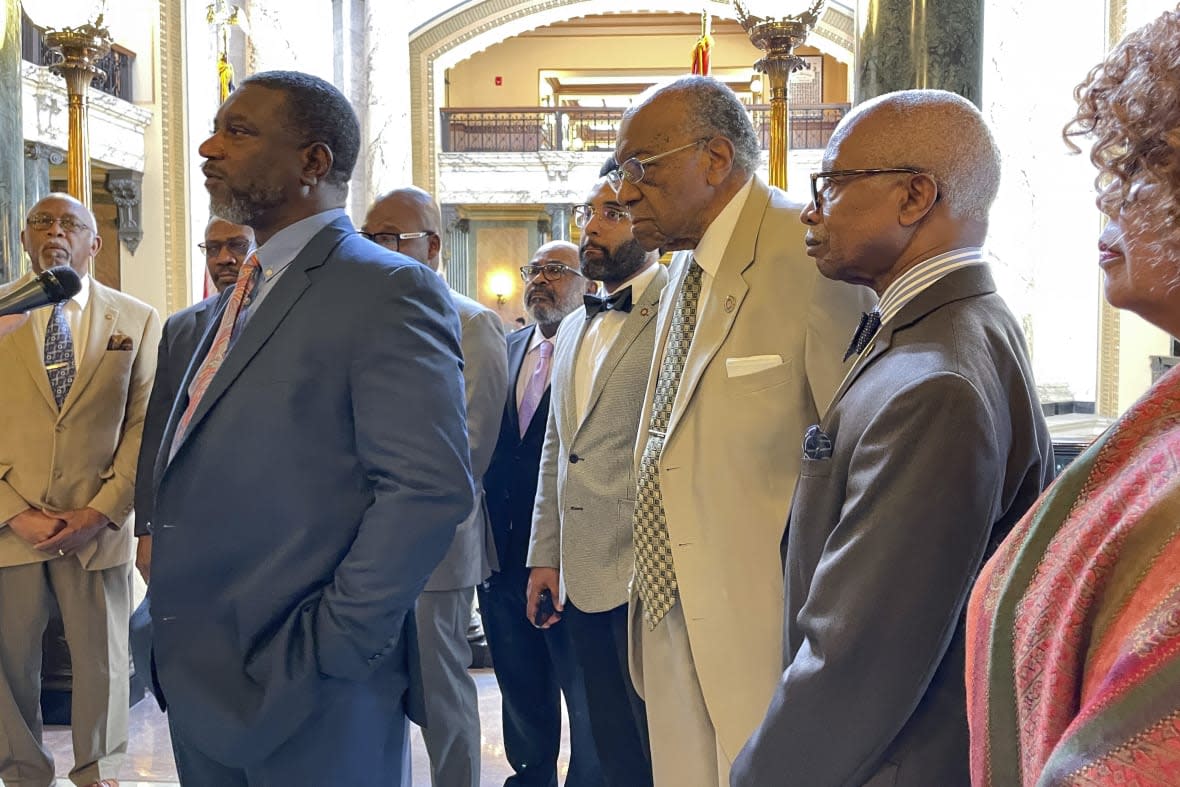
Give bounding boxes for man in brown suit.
[0,193,160,787]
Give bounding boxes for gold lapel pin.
[724,295,736,313]
[640,307,650,317]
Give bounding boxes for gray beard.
[527,286,585,327]
[211,183,284,226]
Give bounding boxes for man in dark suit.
[129,216,253,680]
[134,215,253,580]
[479,240,601,787]
[732,90,1054,787]
[148,70,473,784]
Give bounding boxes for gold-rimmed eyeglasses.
[605,138,710,194]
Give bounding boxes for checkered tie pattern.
[844,309,882,361]
[44,302,75,409]
[634,259,703,629]
[169,251,261,459]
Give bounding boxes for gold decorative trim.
[1096,0,1127,417]
[160,0,188,313]
[409,0,853,194]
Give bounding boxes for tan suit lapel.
[665,181,769,438]
[556,313,588,446]
[60,281,118,418]
[9,316,58,412]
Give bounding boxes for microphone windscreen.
[39,267,82,302]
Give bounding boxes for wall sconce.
[750,75,763,94]
[488,270,514,307]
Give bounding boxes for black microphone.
[0,267,83,317]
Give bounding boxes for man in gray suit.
[151,71,472,784]
[527,175,663,787]
[364,186,508,787]
[732,90,1054,786]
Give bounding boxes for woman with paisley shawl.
[966,7,1180,785]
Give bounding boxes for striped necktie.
[169,251,261,458]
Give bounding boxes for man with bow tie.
[526,172,666,786]
[732,90,1054,787]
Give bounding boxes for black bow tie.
[584,287,633,319]
[844,310,882,361]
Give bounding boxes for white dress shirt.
[690,176,756,326]
[573,261,662,425]
[31,272,91,367]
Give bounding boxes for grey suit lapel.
[827,265,998,411]
[580,265,668,429]
[166,217,351,463]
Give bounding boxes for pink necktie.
[170,251,261,458]
[518,339,553,437]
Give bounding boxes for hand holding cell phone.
[526,567,562,628]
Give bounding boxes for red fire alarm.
[494,76,503,86]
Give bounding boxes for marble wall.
[1,0,23,285]
[856,0,984,104]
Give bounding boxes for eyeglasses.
[27,214,94,234]
[360,230,435,251]
[573,204,630,229]
[519,263,585,283]
[809,168,924,209]
[198,239,253,258]
[605,138,709,194]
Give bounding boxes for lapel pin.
[724,295,736,313]
[640,307,650,317]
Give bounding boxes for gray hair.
[625,75,761,175]
[831,89,1001,223]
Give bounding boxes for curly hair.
[1065,6,1180,232]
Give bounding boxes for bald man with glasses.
[0,193,161,787]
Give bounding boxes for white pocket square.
[725,354,783,378]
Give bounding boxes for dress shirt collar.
[527,324,552,353]
[691,175,756,279]
[877,247,986,326]
[599,260,661,299]
[253,208,347,281]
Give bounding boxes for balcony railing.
[20,10,135,102]
[440,104,850,154]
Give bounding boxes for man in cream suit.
[0,193,160,787]
[527,175,664,787]
[364,186,509,787]
[609,75,874,785]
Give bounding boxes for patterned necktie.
[844,309,882,361]
[44,302,76,409]
[170,251,262,458]
[518,338,553,438]
[634,259,703,629]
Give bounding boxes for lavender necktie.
[518,339,553,437]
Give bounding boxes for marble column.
[1,0,24,284]
[856,0,984,106]
[443,205,472,297]
[545,205,570,241]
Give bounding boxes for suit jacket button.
[569,454,580,463]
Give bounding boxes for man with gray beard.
[480,241,604,787]
[525,175,664,786]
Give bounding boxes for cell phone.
[533,589,556,628]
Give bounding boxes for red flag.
[692,12,713,75]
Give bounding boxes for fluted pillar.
[1,0,24,284]
[856,0,984,106]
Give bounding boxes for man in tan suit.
[0,193,160,787]
[609,76,874,786]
